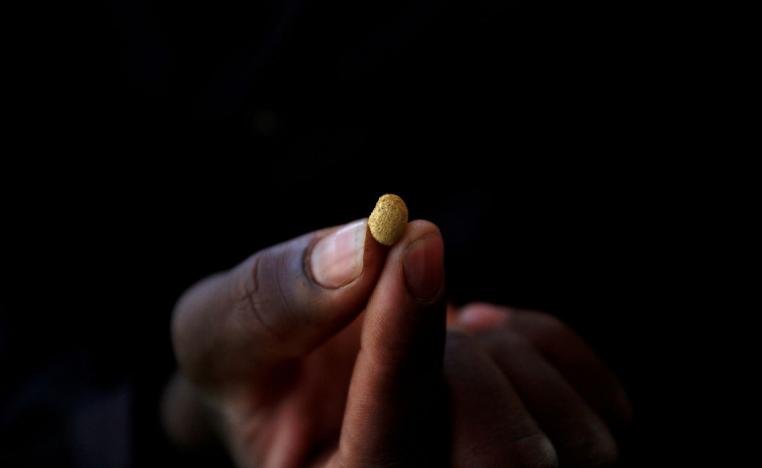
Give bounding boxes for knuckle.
[231,252,287,341]
[232,243,313,350]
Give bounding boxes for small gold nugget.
[368,194,408,246]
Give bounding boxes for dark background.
[2,0,726,466]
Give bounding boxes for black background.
[2,0,731,466]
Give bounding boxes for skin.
[163,220,632,468]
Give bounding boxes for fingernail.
[311,219,367,288]
[403,233,444,301]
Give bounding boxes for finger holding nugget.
[336,219,447,467]
[172,194,412,390]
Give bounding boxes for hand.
[444,304,632,467]
[163,218,631,467]
[165,219,448,468]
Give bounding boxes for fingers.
[172,219,386,389]
[336,220,447,467]
[459,303,633,432]
[444,331,558,468]
[507,308,634,432]
[479,330,619,467]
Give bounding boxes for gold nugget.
[368,194,408,246]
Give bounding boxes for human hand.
[443,303,632,467]
[167,219,447,468]
[164,218,631,467]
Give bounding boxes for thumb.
[336,220,447,467]
[172,218,386,390]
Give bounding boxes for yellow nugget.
[368,194,408,246]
